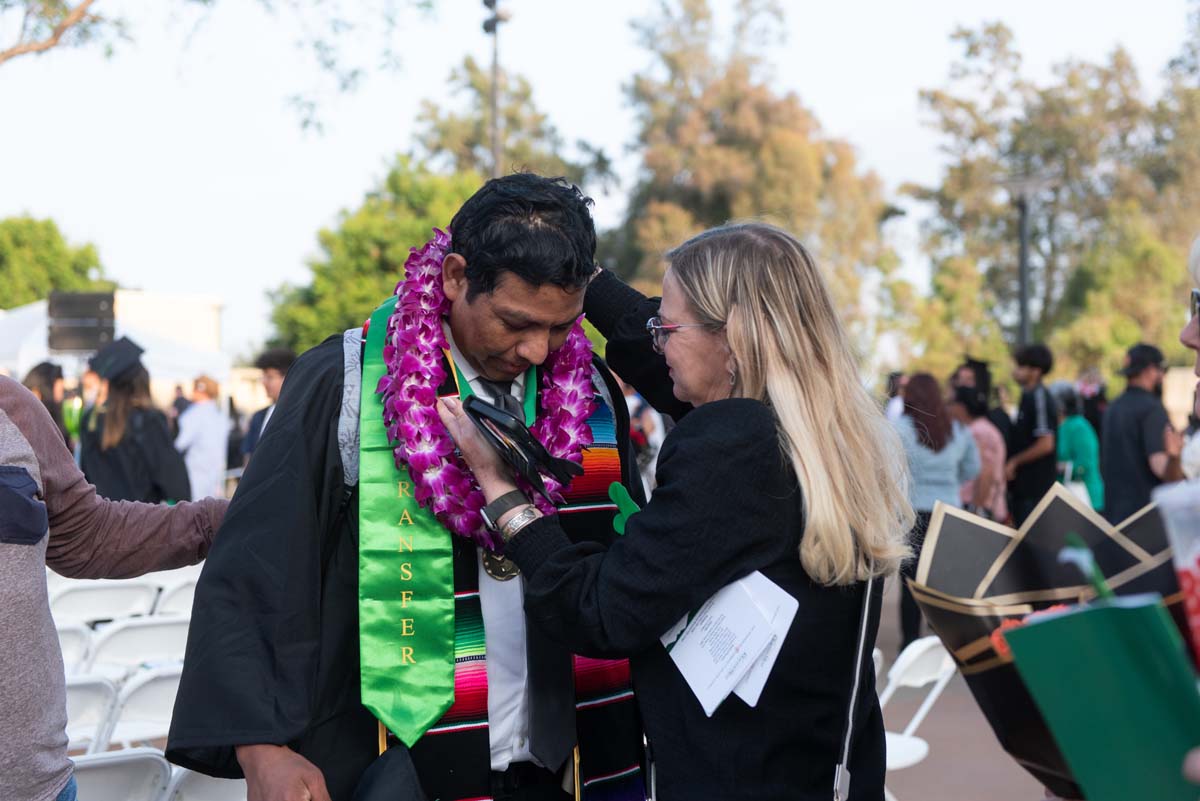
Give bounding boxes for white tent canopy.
[0,298,231,388]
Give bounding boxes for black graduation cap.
[89,336,145,381]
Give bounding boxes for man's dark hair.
[1054,384,1082,417]
[449,173,597,299]
[255,347,297,374]
[1014,343,1054,376]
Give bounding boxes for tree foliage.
[0,0,117,67]
[1050,205,1189,386]
[905,13,1199,376]
[270,157,479,352]
[0,215,110,309]
[0,0,428,128]
[415,56,612,188]
[609,0,898,345]
[272,54,610,352]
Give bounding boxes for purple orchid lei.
[376,228,596,552]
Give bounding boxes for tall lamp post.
[1000,173,1057,346]
[483,1,511,179]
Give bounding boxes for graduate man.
[167,174,648,801]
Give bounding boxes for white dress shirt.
[175,399,227,500]
[260,402,276,435]
[445,328,539,771]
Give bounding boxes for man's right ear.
[442,254,469,303]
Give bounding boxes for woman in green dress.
[1052,383,1104,513]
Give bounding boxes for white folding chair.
[64,674,119,754]
[166,767,249,801]
[141,563,204,591]
[58,622,93,674]
[97,665,183,751]
[155,580,197,616]
[84,617,191,681]
[46,566,71,593]
[51,579,161,626]
[72,747,172,801]
[878,636,956,801]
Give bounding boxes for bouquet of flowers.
[907,483,1193,798]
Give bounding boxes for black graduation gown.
[79,407,192,503]
[167,333,644,801]
[166,337,373,798]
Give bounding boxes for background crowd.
[18,343,298,506]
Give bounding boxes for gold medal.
[482,550,520,581]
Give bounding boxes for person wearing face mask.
[1099,343,1184,525]
[439,222,914,801]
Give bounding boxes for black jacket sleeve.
[167,337,350,777]
[586,269,691,421]
[506,398,799,657]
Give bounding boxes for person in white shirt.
[175,375,228,500]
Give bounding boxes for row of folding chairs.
[59,616,191,678]
[66,665,183,754]
[63,640,951,799]
[50,577,198,628]
[73,748,247,801]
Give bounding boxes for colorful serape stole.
[398,366,645,801]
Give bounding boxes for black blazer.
[240,406,270,458]
[505,270,887,801]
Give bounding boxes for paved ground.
[877,579,1045,801]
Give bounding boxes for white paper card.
[659,575,776,716]
[732,571,799,706]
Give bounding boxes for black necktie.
[477,379,524,419]
[476,377,577,769]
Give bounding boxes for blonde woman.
[439,222,913,801]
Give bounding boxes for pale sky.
[0,0,1190,359]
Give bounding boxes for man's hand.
[1005,459,1018,483]
[1150,425,1186,481]
[236,744,331,801]
[1165,424,1184,460]
[1184,746,1200,784]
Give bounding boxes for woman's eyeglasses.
[645,316,707,355]
[1191,288,1200,321]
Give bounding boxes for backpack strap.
[833,565,875,801]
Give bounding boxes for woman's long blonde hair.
[667,222,913,585]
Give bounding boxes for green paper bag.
[1004,594,1200,801]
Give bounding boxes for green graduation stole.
[358,297,537,747]
[359,297,457,746]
